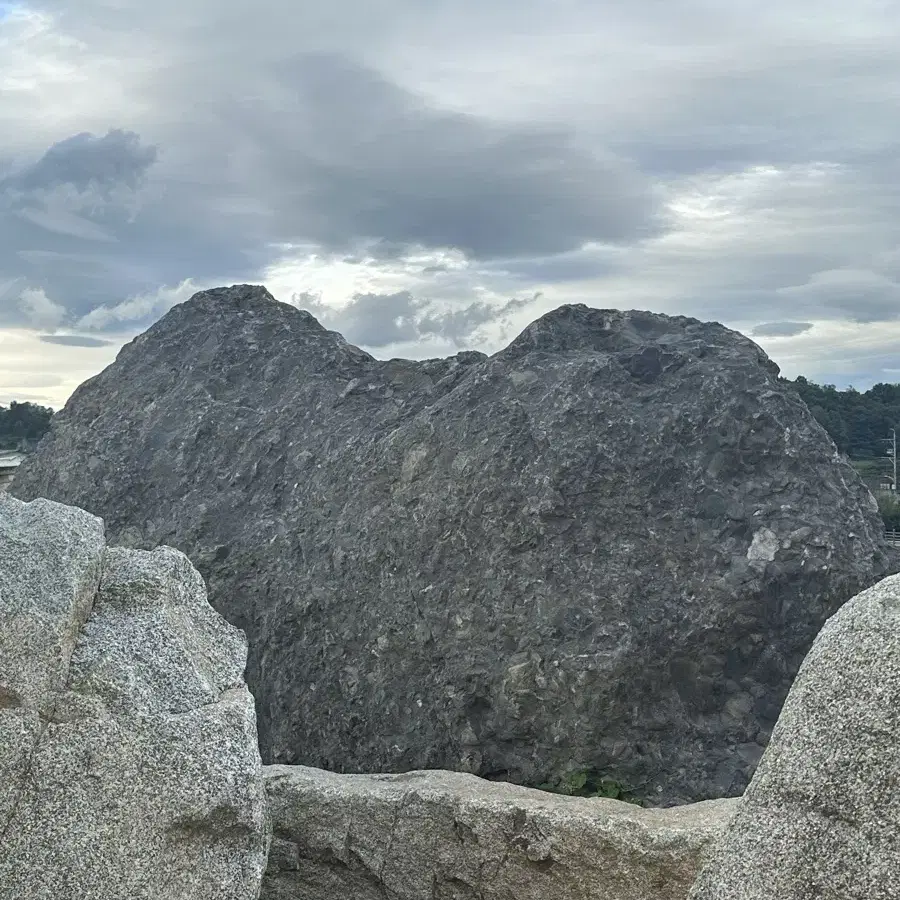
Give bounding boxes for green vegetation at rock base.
[536,769,644,805]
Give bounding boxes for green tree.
[782,377,900,460]
[0,401,53,449]
[877,492,900,531]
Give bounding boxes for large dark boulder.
[13,284,892,804]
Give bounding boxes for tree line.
[779,377,900,529]
[781,376,900,461]
[0,401,54,450]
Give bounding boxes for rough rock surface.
[13,284,893,803]
[688,573,900,899]
[0,493,269,899]
[263,765,736,900]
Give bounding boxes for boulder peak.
[501,304,779,376]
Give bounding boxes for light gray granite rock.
[262,765,737,900]
[14,285,894,803]
[0,494,104,710]
[0,494,269,899]
[688,573,900,899]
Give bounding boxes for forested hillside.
[0,402,53,449]
[781,377,900,459]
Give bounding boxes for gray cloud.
[751,322,814,338]
[234,53,662,259]
[3,129,158,196]
[418,296,537,345]
[39,334,115,347]
[777,269,900,324]
[298,291,420,347]
[0,48,661,333]
[0,372,63,389]
[4,0,900,397]
[296,290,540,349]
[0,128,162,328]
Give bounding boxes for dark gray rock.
[13,284,893,804]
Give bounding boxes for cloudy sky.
[2,0,899,407]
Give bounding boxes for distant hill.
[0,401,53,450]
[782,377,900,460]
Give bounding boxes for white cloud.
[76,278,198,330]
[16,205,117,241]
[17,286,65,328]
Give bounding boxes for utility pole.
[893,428,897,493]
[886,428,898,492]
